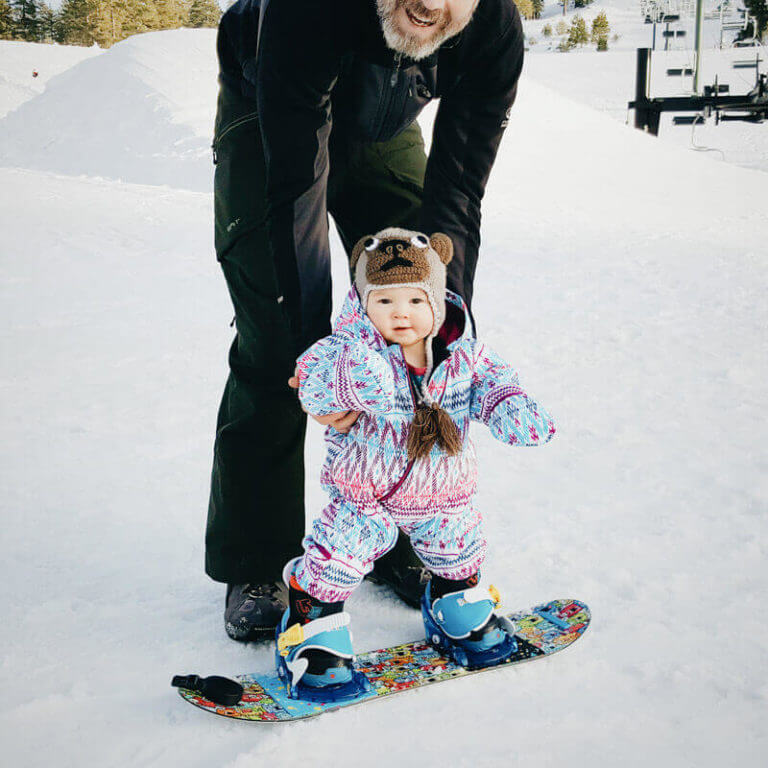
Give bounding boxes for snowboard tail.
[175,598,590,722]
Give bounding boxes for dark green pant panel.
[206,79,429,584]
[328,123,427,258]
[207,81,305,583]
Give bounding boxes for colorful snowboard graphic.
[176,599,590,722]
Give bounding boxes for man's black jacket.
[217,0,524,353]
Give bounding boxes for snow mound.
[0,30,218,192]
[0,39,102,119]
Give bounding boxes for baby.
[276,228,555,700]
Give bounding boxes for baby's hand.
[288,368,362,434]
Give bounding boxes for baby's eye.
[410,298,423,304]
[377,298,391,304]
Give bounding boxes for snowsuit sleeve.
[296,337,395,417]
[469,342,555,446]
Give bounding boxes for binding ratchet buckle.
[277,623,305,657]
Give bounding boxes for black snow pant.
[206,79,427,584]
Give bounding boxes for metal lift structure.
[628,0,768,134]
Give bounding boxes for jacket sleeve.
[296,337,396,417]
[256,0,342,355]
[420,4,524,311]
[469,342,555,447]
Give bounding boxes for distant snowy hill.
[0,39,101,119]
[0,30,217,190]
[1,14,767,768]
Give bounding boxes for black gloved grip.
[172,674,244,706]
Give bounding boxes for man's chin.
[383,26,444,61]
[378,1,450,60]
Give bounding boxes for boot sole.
[225,621,279,642]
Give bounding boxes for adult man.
[207,0,524,640]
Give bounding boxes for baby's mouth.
[405,7,438,27]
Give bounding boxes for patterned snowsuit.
[293,288,555,603]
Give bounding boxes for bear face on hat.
[351,227,453,337]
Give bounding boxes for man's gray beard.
[376,0,476,61]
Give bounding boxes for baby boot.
[275,559,371,702]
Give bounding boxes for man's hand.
[288,369,361,433]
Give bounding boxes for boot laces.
[411,567,432,585]
[243,583,277,599]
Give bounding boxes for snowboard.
[175,598,589,722]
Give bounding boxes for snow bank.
[0,30,218,191]
[0,39,101,119]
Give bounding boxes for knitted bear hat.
[350,228,461,461]
[350,227,453,353]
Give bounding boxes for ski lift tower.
[629,0,768,133]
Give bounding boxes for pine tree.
[37,0,55,40]
[567,15,589,47]
[0,0,15,39]
[591,11,610,50]
[513,0,534,21]
[55,0,97,45]
[154,0,189,29]
[574,0,593,8]
[531,0,543,18]
[121,0,160,38]
[188,0,219,27]
[93,0,137,47]
[542,23,552,37]
[12,0,40,40]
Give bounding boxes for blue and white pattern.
[293,288,555,602]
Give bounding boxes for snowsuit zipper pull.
[390,52,403,87]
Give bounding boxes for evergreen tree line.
[539,12,613,51]
[0,0,221,47]
[514,0,544,21]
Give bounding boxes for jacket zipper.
[374,52,404,143]
[211,111,260,163]
[378,351,417,502]
[390,52,403,86]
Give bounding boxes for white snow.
[1,10,766,768]
[0,30,217,189]
[0,39,101,119]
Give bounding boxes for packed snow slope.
[0,30,216,190]
[1,26,767,768]
[0,39,101,119]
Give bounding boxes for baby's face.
[366,286,433,347]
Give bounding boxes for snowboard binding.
[421,580,518,670]
[274,610,372,703]
[275,557,372,702]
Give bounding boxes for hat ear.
[350,236,370,270]
[430,233,453,265]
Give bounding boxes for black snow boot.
[225,582,288,641]
[281,578,353,687]
[365,532,431,608]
